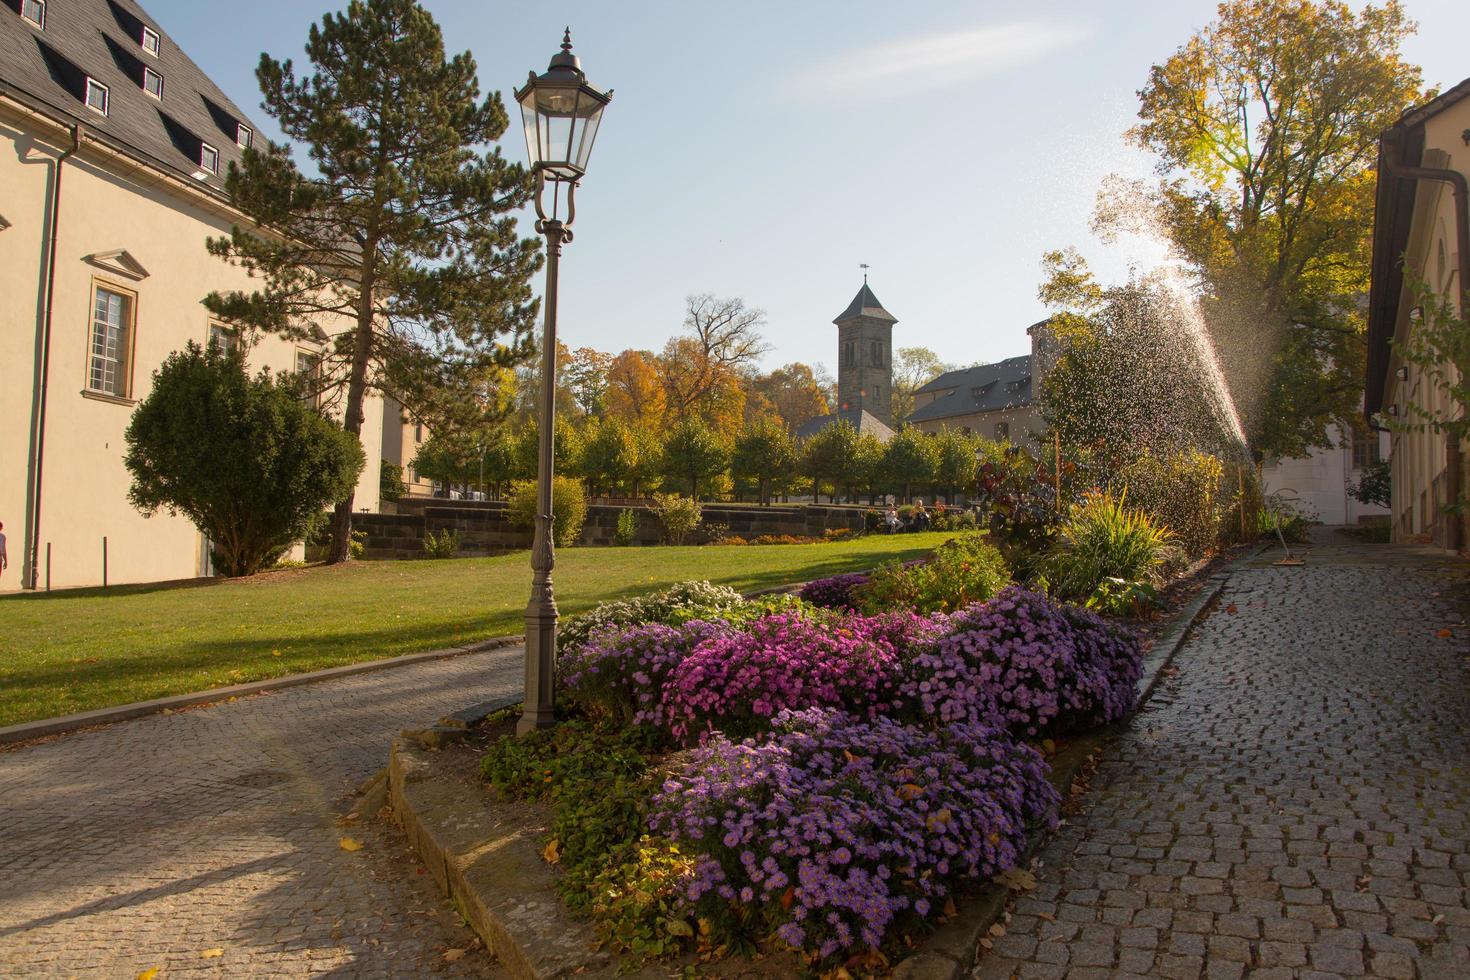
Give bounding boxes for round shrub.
[506,474,589,548]
[855,534,1009,615]
[558,580,747,654]
[559,619,735,731]
[649,708,1059,962]
[661,615,899,741]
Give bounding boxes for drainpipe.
[27,123,83,589]
[1384,152,1470,552]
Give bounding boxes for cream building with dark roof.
[1,0,386,589]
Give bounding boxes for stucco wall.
[1261,424,1390,526]
[1,105,382,590]
[1381,97,1470,545]
[911,407,1045,447]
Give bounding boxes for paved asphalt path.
[0,644,525,977]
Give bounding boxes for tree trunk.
[328,249,377,563]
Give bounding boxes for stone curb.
[387,700,638,980]
[0,635,524,746]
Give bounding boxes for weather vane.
[860,262,870,283]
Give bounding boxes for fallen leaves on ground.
[443,948,467,963]
[136,970,158,980]
[995,867,1037,892]
[542,838,561,864]
[339,836,362,852]
[1437,628,1454,639]
[200,948,224,959]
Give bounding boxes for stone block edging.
[0,636,523,746]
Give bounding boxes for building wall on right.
[1379,97,1470,545]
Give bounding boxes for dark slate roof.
[0,0,258,195]
[795,408,895,443]
[909,354,1033,423]
[833,283,898,324]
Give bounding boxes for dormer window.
[142,67,163,100]
[141,25,160,56]
[199,142,219,174]
[236,124,252,149]
[85,78,109,115]
[21,0,45,29]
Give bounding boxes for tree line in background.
[410,413,1000,508]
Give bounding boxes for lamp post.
[514,30,612,734]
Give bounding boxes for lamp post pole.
[519,217,567,734]
[513,31,610,735]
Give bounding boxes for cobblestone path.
[973,540,1470,980]
[0,646,524,977]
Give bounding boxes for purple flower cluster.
[559,620,732,728]
[845,610,952,662]
[798,573,871,610]
[1057,604,1142,728]
[649,708,1058,960]
[900,586,1142,737]
[662,615,899,740]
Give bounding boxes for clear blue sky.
[145,0,1470,376]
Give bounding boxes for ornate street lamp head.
[515,29,612,186]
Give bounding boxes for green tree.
[203,0,541,562]
[933,426,979,503]
[892,347,949,426]
[731,417,798,505]
[578,417,641,496]
[853,432,888,504]
[660,417,729,500]
[801,420,860,503]
[511,418,583,482]
[1120,0,1422,457]
[124,344,364,577]
[379,459,408,502]
[881,426,939,502]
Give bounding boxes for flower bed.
[482,534,1144,970]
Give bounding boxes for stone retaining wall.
[356,499,871,559]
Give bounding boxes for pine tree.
[204,0,541,561]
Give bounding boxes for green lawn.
[0,533,951,728]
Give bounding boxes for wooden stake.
[1054,432,1063,514]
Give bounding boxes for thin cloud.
[787,20,1092,101]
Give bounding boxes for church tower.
[834,279,897,427]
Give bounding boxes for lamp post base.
[517,600,558,735]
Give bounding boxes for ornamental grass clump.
[558,580,747,654]
[649,708,1058,962]
[559,620,735,732]
[1044,491,1175,600]
[662,615,899,741]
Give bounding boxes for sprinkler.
[1267,489,1305,567]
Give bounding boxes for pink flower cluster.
[662,614,900,741]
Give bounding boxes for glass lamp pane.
[519,98,542,166]
[571,103,603,173]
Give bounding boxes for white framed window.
[295,348,321,405]
[21,0,45,29]
[141,25,160,56]
[199,142,219,173]
[208,321,237,354]
[88,283,134,397]
[142,67,163,100]
[85,78,109,115]
[236,124,253,149]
